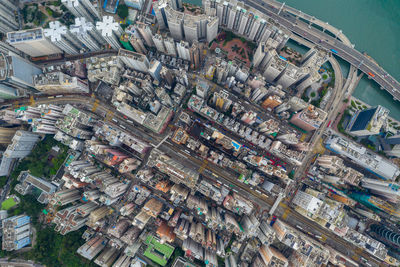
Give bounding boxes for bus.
[327,120,331,128]
[368,72,375,78]
[330,49,338,54]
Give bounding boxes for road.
[0,258,44,267]
[5,95,384,266]
[244,0,400,101]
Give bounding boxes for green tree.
[117,4,129,19]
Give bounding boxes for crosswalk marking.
[198,159,208,174]
[320,234,327,242]
[105,110,114,121]
[282,208,290,219]
[92,99,99,112]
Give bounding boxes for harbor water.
[183,0,400,119]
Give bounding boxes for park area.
[210,31,256,67]
[1,197,18,210]
[21,0,75,28]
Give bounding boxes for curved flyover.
[243,0,400,101]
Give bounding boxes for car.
[270,215,277,226]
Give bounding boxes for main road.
[243,0,400,101]
[5,95,383,266]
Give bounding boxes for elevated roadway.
[4,96,383,266]
[266,0,352,46]
[244,0,400,101]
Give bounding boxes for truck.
[330,49,338,54]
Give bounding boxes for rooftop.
[325,135,400,180]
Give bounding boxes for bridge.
[243,0,400,101]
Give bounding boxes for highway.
[244,0,400,102]
[6,95,384,266]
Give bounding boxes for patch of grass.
[45,7,53,16]
[351,100,357,109]
[322,74,328,79]
[1,198,17,210]
[310,92,316,98]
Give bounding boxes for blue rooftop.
[349,107,378,132]
[15,215,30,228]
[15,237,31,249]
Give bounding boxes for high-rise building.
[206,16,219,43]
[160,67,174,86]
[289,104,327,132]
[164,36,177,56]
[0,52,43,91]
[0,84,18,100]
[96,16,123,50]
[94,246,119,267]
[53,202,98,235]
[261,52,285,81]
[346,105,389,137]
[291,190,323,215]
[277,64,304,89]
[189,42,200,69]
[0,41,23,57]
[316,155,362,186]
[176,41,190,61]
[2,215,31,251]
[153,34,167,53]
[118,49,150,72]
[325,135,400,181]
[70,17,105,52]
[135,23,155,47]
[3,131,40,159]
[49,188,82,206]
[288,96,307,112]
[61,0,100,23]
[0,130,40,176]
[44,21,81,55]
[386,144,400,158]
[77,236,107,260]
[361,178,400,203]
[153,0,169,29]
[125,0,144,10]
[34,72,89,94]
[0,0,19,34]
[7,28,62,57]
[370,224,400,247]
[170,0,183,10]
[149,60,162,82]
[165,6,184,40]
[130,37,147,54]
[258,245,288,267]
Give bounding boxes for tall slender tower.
[44,21,81,55]
[0,0,19,34]
[70,17,106,51]
[61,0,100,23]
[96,16,123,50]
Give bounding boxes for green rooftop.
[1,198,17,210]
[144,235,174,266]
